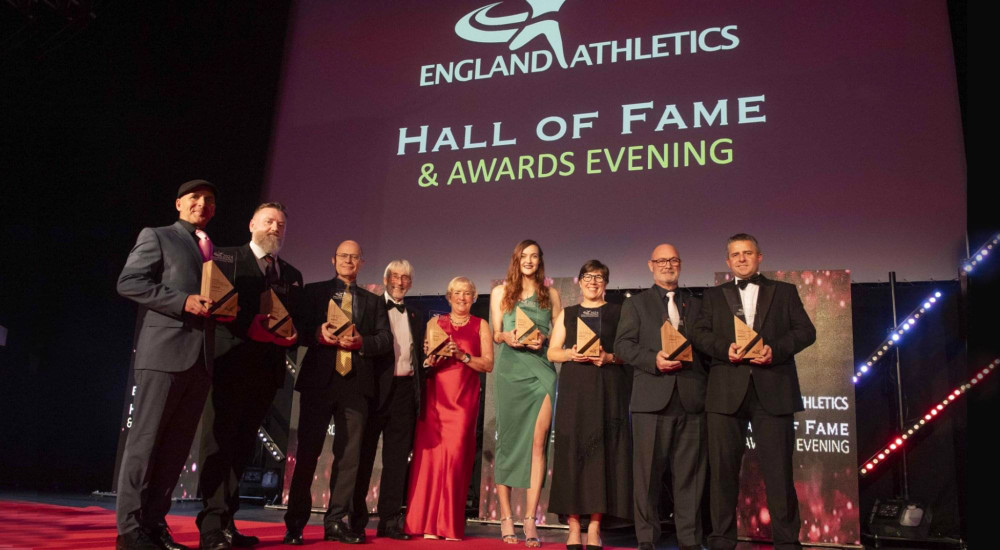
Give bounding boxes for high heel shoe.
[584,527,602,549]
[499,516,518,544]
[523,516,541,548]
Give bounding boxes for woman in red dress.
[404,276,494,540]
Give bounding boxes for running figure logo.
[455,0,569,69]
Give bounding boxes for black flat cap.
[177,179,218,199]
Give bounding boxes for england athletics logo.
[419,0,740,87]
[455,0,569,69]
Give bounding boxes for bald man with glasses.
[615,244,708,550]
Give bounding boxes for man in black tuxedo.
[196,202,303,550]
[116,180,228,550]
[690,234,816,550]
[283,240,392,545]
[615,243,708,550]
[349,259,425,541]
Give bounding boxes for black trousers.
[632,390,707,547]
[350,375,417,532]
[197,358,281,534]
[284,380,368,533]
[116,362,211,534]
[707,378,801,550]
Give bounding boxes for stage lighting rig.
[852,290,943,384]
[859,358,997,476]
[961,232,999,274]
[257,427,286,462]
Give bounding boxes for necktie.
[194,229,213,262]
[264,254,279,286]
[666,291,680,329]
[736,273,761,290]
[386,300,405,313]
[336,290,353,376]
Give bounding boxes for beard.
[253,230,282,255]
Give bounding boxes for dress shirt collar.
[653,283,680,301]
[384,291,403,306]
[176,219,196,234]
[249,240,277,262]
[333,277,356,292]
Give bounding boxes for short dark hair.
[578,259,610,283]
[727,233,760,254]
[254,201,287,215]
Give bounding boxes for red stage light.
[859,357,997,476]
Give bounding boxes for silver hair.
[383,259,414,281]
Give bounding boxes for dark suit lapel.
[721,282,746,323]
[171,220,202,263]
[648,284,669,320]
[753,276,776,332]
[405,306,421,370]
[678,291,692,336]
[237,244,262,281]
[278,257,298,286]
[351,287,361,325]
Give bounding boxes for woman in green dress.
[490,239,562,548]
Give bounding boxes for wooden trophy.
[660,320,693,361]
[734,316,764,359]
[326,299,356,339]
[260,288,293,338]
[576,317,601,358]
[426,317,451,357]
[515,306,541,346]
[200,260,238,316]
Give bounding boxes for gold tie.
[336,290,353,375]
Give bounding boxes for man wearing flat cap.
[116,180,230,550]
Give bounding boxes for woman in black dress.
[547,260,632,550]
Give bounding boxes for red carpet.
[0,500,631,549]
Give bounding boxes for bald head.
[333,240,364,282]
[648,243,682,290]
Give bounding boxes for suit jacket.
[615,285,708,414]
[373,298,426,415]
[690,275,816,416]
[211,244,303,387]
[117,220,214,373]
[293,278,392,396]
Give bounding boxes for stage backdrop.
[263,0,965,294]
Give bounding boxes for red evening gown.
[404,315,482,539]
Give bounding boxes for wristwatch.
[461,353,471,364]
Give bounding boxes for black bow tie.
[386,300,405,313]
[736,274,761,290]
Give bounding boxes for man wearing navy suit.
[197,202,303,550]
[690,234,816,550]
[349,259,426,541]
[283,240,392,545]
[615,243,708,550]
[116,180,227,550]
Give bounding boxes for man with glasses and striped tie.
[283,240,392,546]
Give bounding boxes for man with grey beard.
[197,202,303,550]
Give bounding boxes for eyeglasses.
[580,274,606,283]
[336,253,362,261]
[650,257,681,267]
